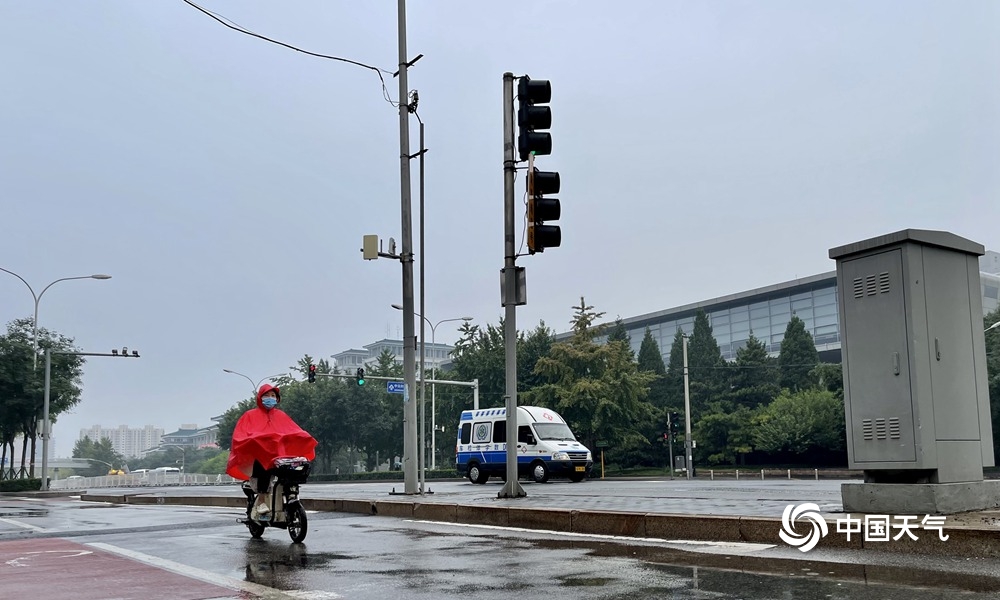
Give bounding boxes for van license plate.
[574,466,585,472]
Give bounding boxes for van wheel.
[531,461,549,483]
[468,462,488,484]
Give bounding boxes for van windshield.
[533,423,576,441]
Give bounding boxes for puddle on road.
[531,537,1000,596]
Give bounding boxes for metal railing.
[48,472,241,490]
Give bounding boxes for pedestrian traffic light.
[517,76,552,161]
[356,368,365,386]
[527,167,561,254]
[308,364,316,384]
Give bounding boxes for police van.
[456,406,593,484]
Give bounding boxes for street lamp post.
[986,321,1000,333]
[392,304,472,471]
[0,268,111,369]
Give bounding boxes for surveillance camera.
[111,349,118,356]
[122,346,128,355]
[132,350,139,357]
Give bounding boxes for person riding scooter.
[226,384,317,520]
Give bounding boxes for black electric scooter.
[238,456,311,543]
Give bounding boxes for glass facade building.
[586,250,1000,366]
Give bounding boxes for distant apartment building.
[332,338,456,374]
[79,425,164,459]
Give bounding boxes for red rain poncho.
[226,383,317,480]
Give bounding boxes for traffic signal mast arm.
[311,372,478,388]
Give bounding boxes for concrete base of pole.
[841,480,1000,515]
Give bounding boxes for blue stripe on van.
[457,450,539,465]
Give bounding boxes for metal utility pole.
[418,116,427,494]
[396,0,418,494]
[499,72,526,498]
[682,335,693,480]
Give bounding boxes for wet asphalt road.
[3,494,1000,599]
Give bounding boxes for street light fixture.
[392,304,473,470]
[223,369,290,397]
[986,321,1000,333]
[0,268,112,369]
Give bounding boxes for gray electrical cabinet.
[829,229,994,484]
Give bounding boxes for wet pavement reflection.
[2,496,999,599]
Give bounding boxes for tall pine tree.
[778,315,819,391]
[638,327,669,409]
[730,332,779,409]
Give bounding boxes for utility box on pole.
[830,229,998,514]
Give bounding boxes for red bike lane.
[0,537,236,600]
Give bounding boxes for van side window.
[493,421,506,443]
[460,423,472,444]
[518,426,536,445]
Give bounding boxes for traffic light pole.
[682,335,694,480]
[499,72,526,499]
[41,348,140,490]
[667,420,675,480]
[396,0,418,495]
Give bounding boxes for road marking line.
[0,517,49,532]
[407,520,775,551]
[86,542,341,599]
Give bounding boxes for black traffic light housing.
[527,167,561,253]
[308,364,316,383]
[517,77,552,161]
[356,367,365,386]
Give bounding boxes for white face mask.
[262,397,278,409]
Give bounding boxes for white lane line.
[406,520,776,552]
[86,542,341,600]
[0,517,49,532]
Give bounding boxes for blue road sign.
[387,381,406,394]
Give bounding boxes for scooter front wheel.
[287,502,307,543]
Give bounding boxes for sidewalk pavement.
[71,477,1000,559]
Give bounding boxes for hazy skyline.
[1,1,996,456]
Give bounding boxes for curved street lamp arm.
[0,267,39,303]
[37,276,102,304]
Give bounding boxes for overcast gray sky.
[1,1,997,457]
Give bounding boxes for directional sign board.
[387,381,406,394]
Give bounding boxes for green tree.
[0,318,85,477]
[688,309,726,417]
[607,317,633,360]
[778,315,819,391]
[753,388,845,454]
[527,298,656,458]
[72,436,125,476]
[984,308,1000,464]
[637,327,669,409]
[728,332,780,409]
[694,403,754,465]
[370,348,403,378]
[663,328,686,411]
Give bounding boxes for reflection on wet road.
[2,495,999,599]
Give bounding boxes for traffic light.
[356,368,365,387]
[308,364,316,384]
[527,167,561,253]
[517,76,552,161]
[669,411,680,431]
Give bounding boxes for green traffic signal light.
[356,368,365,386]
